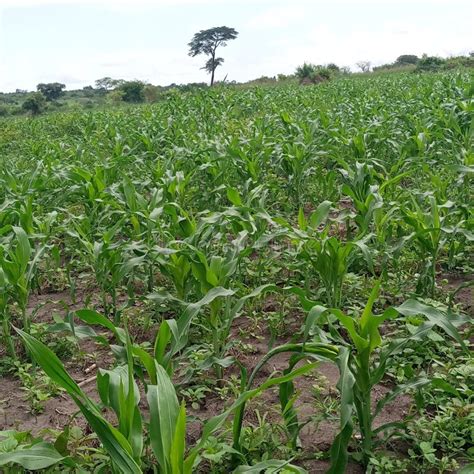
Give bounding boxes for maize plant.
[0,70,472,473]
[306,282,467,471]
[14,315,322,473]
[0,227,44,342]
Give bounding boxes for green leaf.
[304,305,328,340]
[74,397,142,474]
[16,329,141,473]
[12,226,31,272]
[353,237,374,274]
[330,309,368,353]
[15,328,84,399]
[170,403,186,474]
[457,463,474,474]
[373,377,431,419]
[359,281,380,333]
[395,300,467,351]
[309,200,332,229]
[172,287,235,353]
[0,442,66,470]
[54,427,70,456]
[328,347,355,474]
[133,345,157,384]
[298,207,307,230]
[75,309,126,343]
[147,365,180,473]
[227,188,243,206]
[234,459,307,473]
[117,255,145,282]
[430,377,461,398]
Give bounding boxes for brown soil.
[439,273,473,316]
[1,290,113,434]
[0,288,415,471]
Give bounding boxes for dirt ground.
[440,273,473,316]
[0,272,471,472]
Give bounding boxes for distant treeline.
[372,53,474,72]
[1,52,473,117]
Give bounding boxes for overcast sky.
[0,0,472,92]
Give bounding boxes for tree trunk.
[210,67,215,87]
[210,50,216,86]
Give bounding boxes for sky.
[0,0,472,92]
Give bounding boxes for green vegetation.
[188,26,239,86]
[118,80,146,103]
[0,71,472,473]
[1,52,472,118]
[21,92,47,116]
[295,63,340,84]
[36,82,66,101]
[373,52,474,73]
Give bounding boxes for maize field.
[0,71,472,473]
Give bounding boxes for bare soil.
[439,272,473,316]
[2,276,467,471]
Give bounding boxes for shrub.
[295,63,335,84]
[22,92,46,115]
[118,80,146,103]
[107,89,126,104]
[36,82,65,101]
[143,84,162,103]
[396,54,419,65]
[416,55,445,72]
[0,105,10,116]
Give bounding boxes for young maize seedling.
[306,282,467,472]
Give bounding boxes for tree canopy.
[36,82,65,101]
[118,81,145,103]
[95,77,124,91]
[396,54,419,65]
[356,61,371,72]
[22,92,46,115]
[188,26,238,86]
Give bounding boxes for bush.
[295,63,336,85]
[82,99,95,109]
[396,54,419,65]
[373,53,473,74]
[244,76,278,86]
[415,55,445,72]
[277,73,295,82]
[36,82,65,101]
[22,92,46,115]
[118,81,145,103]
[177,82,208,93]
[144,84,163,103]
[0,105,10,117]
[445,55,474,69]
[107,89,126,104]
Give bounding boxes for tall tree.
[36,82,65,101]
[396,54,419,65]
[118,80,145,103]
[22,92,46,115]
[188,26,238,86]
[356,61,371,73]
[95,77,123,92]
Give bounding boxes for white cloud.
[2,0,470,5]
[1,0,207,6]
[0,45,208,90]
[0,0,472,90]
[248,20,473,75]
[0,0,279,10]
[246,5,305,29]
